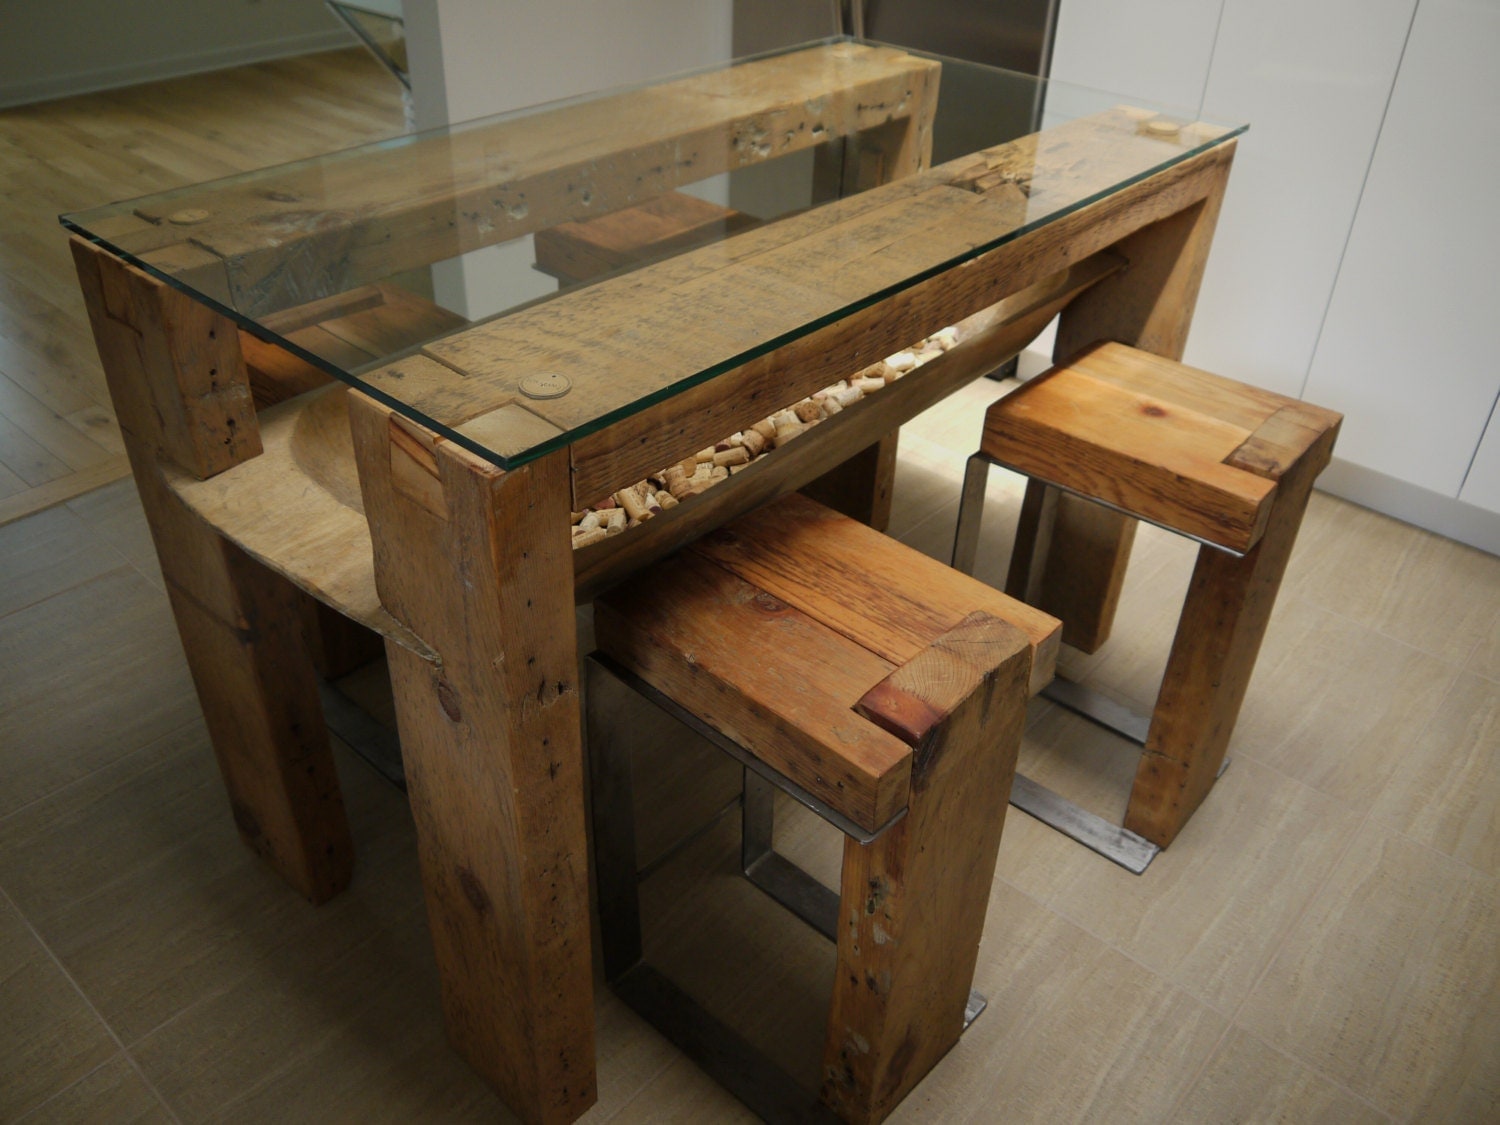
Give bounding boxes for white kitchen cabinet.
[1302,0,1500,503]
[1187,0,1416,398]
[1049,1,1416,399]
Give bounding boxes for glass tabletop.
[62,38,1244,472]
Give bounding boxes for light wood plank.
[116,44,940,315]
[689,491,1059,697]
[0,46,402,536]
[595,549,912,833]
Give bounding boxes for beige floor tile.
[0,895,117,1120]
[605,1055,758,1124]
[1236,821,1500,1120]
[1465,610,1500,684]
[64,476,162,589]
[1013,703,1143,824]
[1056,524,1198,706]
[584,990,682,1118]
[0,503,129,617]
[1042,757,1361,1015]
[0,719,416,1047]
[991,794,1107,904]
[1168,1026,1390,1124]
[1228,597,1462,811]
[13,1054,171,1125]
[0,566,199,817]
[889,882,1230,1124]
[1287,492,1500,667]
[1371,672,1500,877]
[133,900,508,1124]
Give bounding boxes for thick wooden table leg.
[804,65,939,530]
[800,433,899,532]
[348,394,596,1123]
[298,592,384,679]
[1126,425,1337,847]
[1012,153,1235,650]
[822,615,1031,1124]
[71,238,353,904]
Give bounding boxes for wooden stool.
[952,341,1341,865]
[588,492,1060,1124]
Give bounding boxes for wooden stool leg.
[1126,432,1334,846]
[71,238,353,905]
[822,616,1031,1124]
[350,397,596,1123]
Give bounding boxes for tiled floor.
[1,378,1497,1122]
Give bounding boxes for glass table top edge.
[60,38,1247,473]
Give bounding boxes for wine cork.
[740,429,767,457]
[614,486,650,521]
[572,527,607,548]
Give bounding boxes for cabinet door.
[1048,0,1415,401]
[1187,0,1415,397]
[1303,0,1500,497]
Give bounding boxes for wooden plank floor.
[1,375,1496,1122]
[0,48,404,527]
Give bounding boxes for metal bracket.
[1008,774,1159,874]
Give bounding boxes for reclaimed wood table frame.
[65,41,1241,1125]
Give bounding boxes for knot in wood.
[436,677,463,722]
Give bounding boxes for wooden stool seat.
[979,341,1337,553]
[590,491,1060,1123]
[953,341,1341,859]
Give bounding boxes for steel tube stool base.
[588,493,1054,1125]
[588,656,988,1125]
[953,341,1341,852]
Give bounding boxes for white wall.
[1302,0,1500,499]
[1050,0,1499,552]
[0,0,350,108]
[1050,0,1416,400]
[403,0,734,320]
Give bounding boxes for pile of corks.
[570,325,961,549]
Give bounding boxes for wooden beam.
[570,251,1123,602]
[347,392,596,1122]
[70,235,353,904]
[1014,146,1237,652]
[824,613,1032,1123]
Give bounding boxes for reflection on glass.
[62,39,1244,469]
[325,1,409,89]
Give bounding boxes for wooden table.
[64,40,1242,1124]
